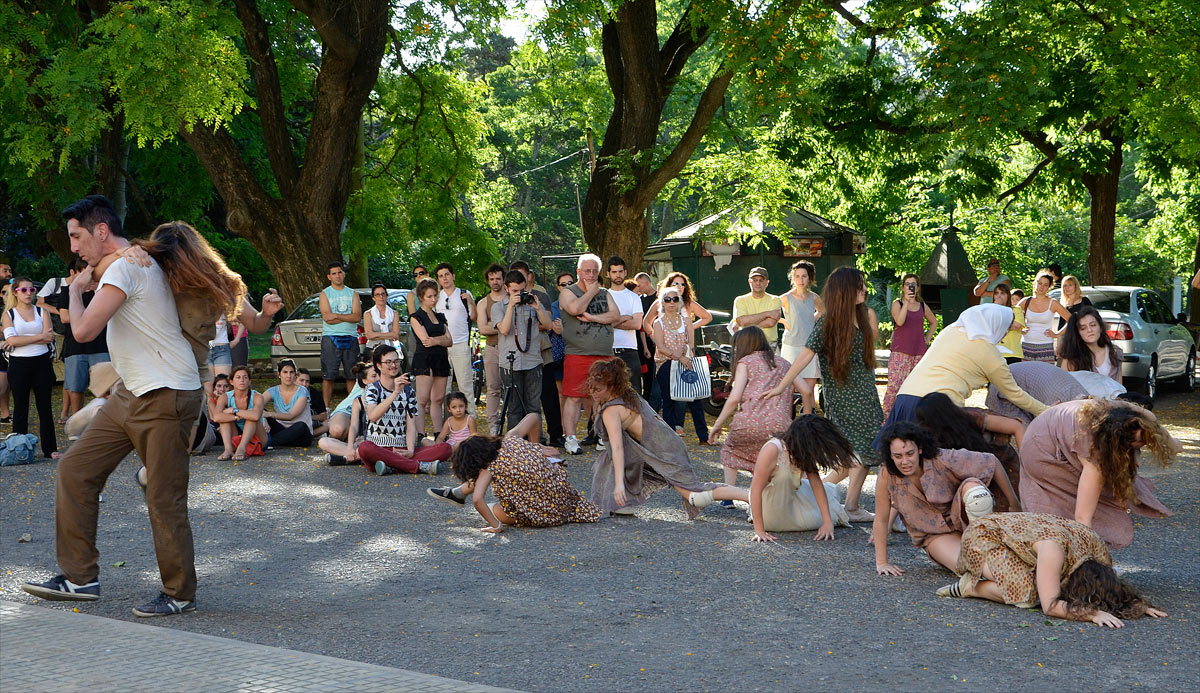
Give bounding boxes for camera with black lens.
[518,290,536,306]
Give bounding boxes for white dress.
[752,439,850,531]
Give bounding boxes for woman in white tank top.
[2,277,60,457]
[1017,272,1071,362]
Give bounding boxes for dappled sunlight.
[206,477,335,499]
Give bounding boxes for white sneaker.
[565,436,582,455]
[596,439,607,451]
[418,460,440,475]
[964,486,994,524]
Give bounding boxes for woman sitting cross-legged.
[261,358,314,447]
[427,413,602,533]
[211,365,268,460]
[937,512,1166,628]
[872,421,1019,577]
[693,415,854,542]
[318,361,376,465]
[587,358,741,518]
[357,344,451,476]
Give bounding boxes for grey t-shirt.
[985,361,1088,425]
[490,297,545,371]
[561,284,613,356]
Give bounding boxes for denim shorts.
[207,344,233,368]
[64,352,112,393]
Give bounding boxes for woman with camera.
[883,273,937,416]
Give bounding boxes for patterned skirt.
[1020,341,1056,363]
[882,350,923,417]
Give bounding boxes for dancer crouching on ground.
[358,344,450,476]
[938,512,1166,628]
[587,358,740,518]
[429,414,601,532]
[872,422,1015,577]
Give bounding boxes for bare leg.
[490,502,516,526]
[964,579,1007,604]
[822,468,849,485]
[562,396,584,439]
[723,466,739,486]
[0,371,10,418]
[317,436,356,458]
[801,377,818,414]
[415,375,433,439]
[923,532,963,572]
[429,376,447,434]
[678,485,748,503]
[327,413,349,441]
[322,378,334,412]
[843,463,869,512]
[218,422,236,458]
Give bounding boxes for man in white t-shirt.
[606,256,645,386]
[22,196,204,618]
[435,262,476,414]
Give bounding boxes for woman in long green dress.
[764,267,883,522]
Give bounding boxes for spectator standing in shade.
[1047,263,1063,289]
[510,260,560,445]
[477,263,507,434]
[559,253,619,455]
[546,272,573,446]
[319,261,362,407]
[434,263,476,416]
[3,276,59,458]
[606,256,645,386]
[1057,275,1092,331]
[54,258,110,423]
[1018,271,1071,363]
[779,261,824,415]
[405,265,429,364]
[732,266,781,347]
[634,272,658,401]
[229,321,248,368]
[362,282,401,355]
[973,258,1010,304]
[492,270,550,440]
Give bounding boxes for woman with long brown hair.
[640,271,713,337]
[1019,399,1179,548]
[586,358,740,518]
[1018,271,1071,362]
[763,266,882,522]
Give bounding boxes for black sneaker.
[427,486,466,506]
[22,574,100,601]
[719,500,735,509]
[581,434,600,446]
[325,453,348,466]
[132,592,196,617]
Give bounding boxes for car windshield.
[285,290,409,321]
[1080,289,1130,313]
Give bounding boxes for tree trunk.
[1081,136,1123,285]
[581,0,733,272]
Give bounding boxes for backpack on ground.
[1,433,39,466]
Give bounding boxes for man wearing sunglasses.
[435,262,476,416]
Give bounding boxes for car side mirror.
[1177,312,1187,323]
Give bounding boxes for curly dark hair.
[778,415,857,474]
[915,393,993,453]
[878,421,941,477]
[449,435,504,482]
[585,357,640,409]
[1059,559,1156,620]
[1059,306,1120,375]
[1078,400,1176,506]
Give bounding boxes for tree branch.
[996,155,1055,209]
[638,67,734,206]
[658,4,710,88]
[233,0,300,197]
[289,0,357,57]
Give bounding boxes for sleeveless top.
[561,283,613,356]
[446,419,472,446]
[653,314,689,367]
[266,385,313,432]
[412,309,449,360]
[782,292,817,348]
[365,304,398,348]
[890,302,928,356]
[322,286,357,336]
[225,389,261,431]
[1022,300,1056,345]
[5,306,50,357]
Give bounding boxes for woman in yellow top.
[876,304,1047,450]
[992,283,1024,363]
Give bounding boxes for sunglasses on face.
[413,270,427,277]
[671,281,685,287]
[662,296,681,303]
[16,287,36,293]
[558,281,574,288]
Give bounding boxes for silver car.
[270,288,411,373]
[1054,286,1196,400]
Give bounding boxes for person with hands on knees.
[871,421,1015,577]
[357,344,451,476]
[938,512,1167,628]
[431,414,601,531]
[261,358,313,447]
[212,366,267,460]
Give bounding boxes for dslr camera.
[518,290,536,306]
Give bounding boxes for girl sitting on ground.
[707,326,806,490]
[261,358,313,447]
[1058,305,1123,387]
[872,422,1009,577]
[430,413,601,532]
[435,391,477,451]
[938,512,1166,628]
[212,365,267,460]
[325,360,376,444]
[317,362,376,466]
[587,358,742,518]
[694,415,853,541]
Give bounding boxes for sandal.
[216,452,233,461]
[936,582,964,598]
[232,453,246,461]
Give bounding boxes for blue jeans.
[64,352,112,393]
[655,362,708,440]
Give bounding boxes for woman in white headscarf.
[877,304,1048,441]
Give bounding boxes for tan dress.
[888,448,998,548]
[1019,400,1171,549]
[490,438,602,527]
[755,439,850,532]
[955,512,1111,607]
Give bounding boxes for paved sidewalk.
[0,601,516,693]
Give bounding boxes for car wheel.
[702,380,727,417]
[1179,350,1196,393]
[1142,358,1158,401]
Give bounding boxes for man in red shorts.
[558,253,618,454]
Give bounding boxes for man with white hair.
[558,253,619,454]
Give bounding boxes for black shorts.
[321,335,358,380]
[411,350,451,378]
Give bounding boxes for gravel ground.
[2,386,1198,692]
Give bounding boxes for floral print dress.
[806,318,883,466]
[719,351,793,471]
[489,437,602,527]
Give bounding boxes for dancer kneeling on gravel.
[872,422,1015,577]
[696,415,854,542]
[937,512,1166,628]
[428,413,601,532]
[587,358,739,518]
[357,344,450,476]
